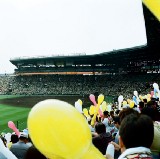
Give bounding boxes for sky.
[0,0,147,74]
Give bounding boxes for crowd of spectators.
[0,96,160,159]
[0,73,160,158]
[0,73,159,98]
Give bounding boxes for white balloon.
[134,91,138,97]
[153,83,159,91]
[118,95,123,103]
[118,95,123,110]
[75,101,82,113]
[5,133,11,144]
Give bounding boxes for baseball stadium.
[0,1,160,159]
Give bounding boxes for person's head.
[115,109,120,116]
[113,116,120,129]
[94,122,106,134]
[110,111,114,118]
[19,132,28,143]
[139,101,145,111]
[11,134,19,144]
[141,106,157,120]
[145,102,160,120]
[103,111,109,118]
[119,108,139,124]
[119,114,154,152]
[147,100,157,109]
[143,98,147,103]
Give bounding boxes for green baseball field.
[0,95,113,133]
[0,95,88,133]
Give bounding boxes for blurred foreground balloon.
[28,99,105,159]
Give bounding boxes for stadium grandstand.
[0,4,158,99]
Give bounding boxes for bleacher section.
[0,74,158,99]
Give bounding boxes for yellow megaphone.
[27,99,105,159]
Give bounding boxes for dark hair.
[95,122,106,134]
[115,109,120,115]
[110,111,114,116]
[103,111,109,116]
[119,108,139,124]
[119,114,154,149]
[139,101,144,109]
[143,98,147,103]
[144,100,160,121]
[141,106,156,121]
[11,134,19,143]
[113,116,120,125]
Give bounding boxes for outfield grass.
[0,94,114,133]
[0,95,31,133]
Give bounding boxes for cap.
[19,132,28,139]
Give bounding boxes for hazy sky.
[0,0,147,74]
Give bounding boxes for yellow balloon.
[28,99,105,159]
[147,94,151,99]
[78,99,83,106]
[101,101,107,112]
[83,108,89,117]
[89,105,95,115]
[90,105,95,111]
[129,101,134,108]
[83,144,105,159]
[97,94,104,106]
[127,99,131,104]
[123,101,127,106]
[147,97,151,102]
[139,95,143,101]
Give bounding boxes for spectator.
[141,106,160,159]
[106,114,154,159]
[92,122,113,155]
[102,111,114,133]
[10,132,30,159]
[118,114,153,159]
[7,134,19,149]
[112,116,120,144]
[119,108,139,123]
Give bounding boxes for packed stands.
[0,74,158,99]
